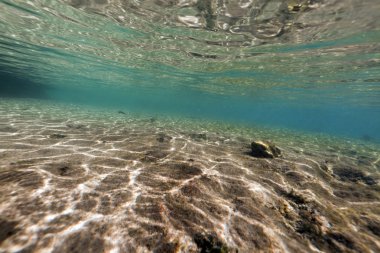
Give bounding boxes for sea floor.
[0,98,379,253]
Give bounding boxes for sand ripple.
[0,99,379,253]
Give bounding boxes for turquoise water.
[1,0,380,142]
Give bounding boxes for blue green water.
[1,0,380,142]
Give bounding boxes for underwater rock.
[285,189,310,205]
[295,208,326,237]
[250,140,281,158]
[193,232,230,253]
[58,166,70,176]
[0,218,18,244]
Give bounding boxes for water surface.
[1,0,379,140]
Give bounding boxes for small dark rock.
[320,163,329,173]
[0,218,18,244]
[49,133,66,139]
[58,166,70,176]
[291,5,301,12]
[296,220,322,237]
[285,189,309,205]
[297,208,323,235]
[193,232,230,253]
[250,140,281,158]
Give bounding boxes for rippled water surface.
[1,0,380,140]
[0,0,380,252]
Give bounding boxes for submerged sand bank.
[0,98,379,253]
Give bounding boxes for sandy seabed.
[0,98,379,253]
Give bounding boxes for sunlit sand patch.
[0,98,379,252]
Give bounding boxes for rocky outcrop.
[250,140,281,158]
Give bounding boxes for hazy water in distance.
[0,0,380,142]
